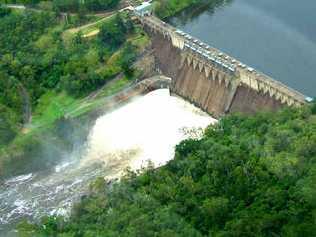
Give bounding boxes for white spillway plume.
[83,89,217,172]
[0,89,216,234]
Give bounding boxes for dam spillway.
[0,89,216,235]
[138,15,308,118]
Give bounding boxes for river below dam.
[168,0,316,97]
[0,89,216,236]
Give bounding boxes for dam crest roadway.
[134,13,310,117]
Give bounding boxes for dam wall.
[140,16,306,118]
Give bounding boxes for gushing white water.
[83,89,216,172]
[0,89,216,235]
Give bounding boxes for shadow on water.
[167,0,234,26]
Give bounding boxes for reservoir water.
[169,0,316,97]
[0,89,216,236]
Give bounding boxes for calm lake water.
[169,0,316,97]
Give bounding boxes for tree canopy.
[2,0,121,12]
[0,10,138,177]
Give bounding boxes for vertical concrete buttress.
[142,17,306,118]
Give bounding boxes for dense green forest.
[2,0,225,17]
[18,103,316,236]
[0,8,134,144]
[0,5,145,177]
[1,0,121,12]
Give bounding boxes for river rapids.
[0,89,216,235]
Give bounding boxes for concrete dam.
[139,16,307,118]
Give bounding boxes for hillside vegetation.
[0,7,147,177]
[1,0,121,12]
[19,103,316,236]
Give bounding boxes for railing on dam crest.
[137,15,307,107]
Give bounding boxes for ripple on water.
[4,173,33,186]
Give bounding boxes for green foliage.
[51,0,79,12]
[98,13,134,49]
[0,11,57,55]
[0,4,11,17]
[120,42,137,78]
[22,105,316,236]
[2,0,41,5]
[0,104,18,146]
[154,0,204,18]
[51,0,120,12]
[0,10,142,176]
[2,0,121,12]
[0,11,135,122]
[84,0,121,11]
[0,11,57,144]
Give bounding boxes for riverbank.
[0,73,168,179]
[1,85,216,237]
[0,8,155,179]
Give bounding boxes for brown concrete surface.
[148,30,286,118]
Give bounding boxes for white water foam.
[5,173,33,186]
[83,89,216,171]
[0,89,216,235]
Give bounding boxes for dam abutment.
[141,16,306,118]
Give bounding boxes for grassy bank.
[0,9,150,178]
